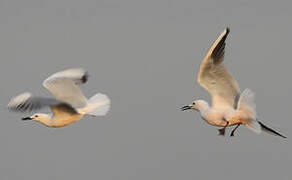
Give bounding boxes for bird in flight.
[8,68,110,127]
[181,28,286,138]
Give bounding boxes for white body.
[193,90,259,133]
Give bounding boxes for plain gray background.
[0,0,291,179]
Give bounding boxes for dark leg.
[230,124,241,137]
[218,121,229,136]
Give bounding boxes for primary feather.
[197,28,240,109]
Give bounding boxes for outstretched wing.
[44,68,89,84]
[43,68,88,108]
[197,28,240,109]
[7,92,60,112]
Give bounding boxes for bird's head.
[181,100,209,112]
[22,113,50,123]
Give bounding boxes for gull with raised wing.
[181,28,286,138]
[8,68,110,127]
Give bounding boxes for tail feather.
[258,121,287,138]
[79,93,110,116]
[237,89,286,138]
[245,120,261,134]
[237,88,256,119]
[237,88,260,133]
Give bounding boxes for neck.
[196,100,210,114]
[36,114,53,127]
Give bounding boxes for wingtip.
[222,27,230,37]
[225,27,230,34]
[7,92,31,107]
[81,71,89,83]
[207,27,230,62]
[7,92,36,112]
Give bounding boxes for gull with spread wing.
[181,28,286,138]
[8,68,110,127]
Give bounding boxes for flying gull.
[8,68,110,127]
[181,28,286,138]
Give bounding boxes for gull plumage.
[8,68,110,127]
[181,28,286,138]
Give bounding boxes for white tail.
[245,119,261,134]
[237,89,261,134]
[78,93,111,116]
[238,88,256,119]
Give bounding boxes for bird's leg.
[218,121,229,136]
[230,123,241,137]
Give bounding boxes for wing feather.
[197,28,240,109]
[44,68,88,85]
[43,78,88,108]
[7,92,59,112]
[43,68,89,108]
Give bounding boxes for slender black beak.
[22,117,32,121]
[181,105,191,111]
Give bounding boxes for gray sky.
[0,0,291,179]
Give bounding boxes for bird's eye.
[193,102,196,105]
[35,115,38,117]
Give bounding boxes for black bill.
[181,105,191,111]
[22,117,32,121]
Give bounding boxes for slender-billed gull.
[181,28,286,138]
[8,68,110,127]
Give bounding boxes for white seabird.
[181,28,286,138]
[8,68,110,127]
